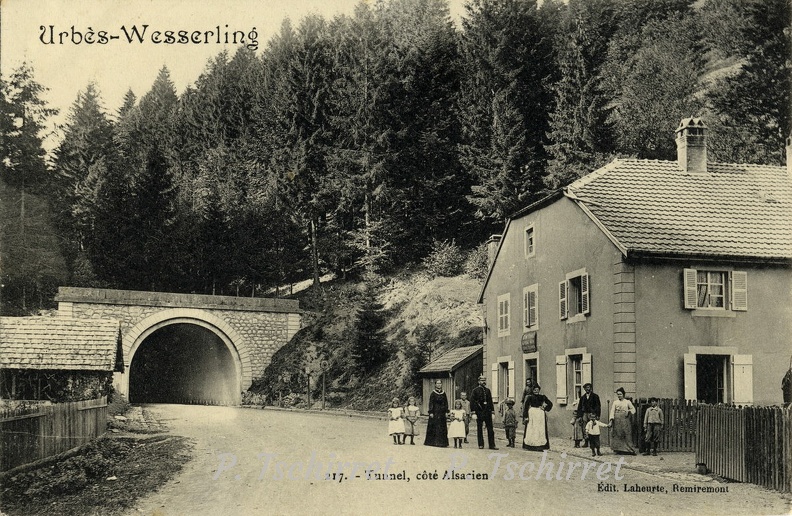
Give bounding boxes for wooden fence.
[0,396,108,472]
[634,398,698,452]
[696,404,792,492]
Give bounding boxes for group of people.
[391,376,664,456]
[572,383,665,456]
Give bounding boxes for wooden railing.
[696,404,792,492]
[0,396,108,472]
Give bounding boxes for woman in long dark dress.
[424,380,449,447]
[522,384,553,451]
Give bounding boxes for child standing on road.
[584,412,610,456]
[503,398,517,447]
[388,397,406,445]
[643,398,664,456]
[404,396,420,445]
[458,392,472,443]
[449,400,467,448]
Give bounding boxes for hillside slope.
[248,270,484,410]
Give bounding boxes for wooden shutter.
[559,281,568,320]
[683,268,698,309]
[508,361,515,399]
[581,273,590,315]
[582,353,592,386]
[732,354,753,405]
[523,290,529,327]
[529,289,538,327]
[730,271,748,311]
[556,355,568,405]
[491,363,499,403]
[683,353,697,400]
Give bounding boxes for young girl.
[448,399,467,448]
[388,397,406,445]
[403,396,420,445]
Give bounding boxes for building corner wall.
[613,260,636,398]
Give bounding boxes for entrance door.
[696,354,728,404]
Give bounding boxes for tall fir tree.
[0,63,66,313]
[544,0,619,189]
[458,0,557,224]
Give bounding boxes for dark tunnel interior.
[129,323,238,405]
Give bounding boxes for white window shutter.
[491,363,499,403]
[730,271,748,311]
[582,353,592,386]
[683,268,698,309]
[508,361,515,399]
[559,280,568,320]
[556,355,568,405]
[732,354,753,406]
[529,289,538,327]
[683,353,697,401]
[523,290,529,327]
[581,273,590,315]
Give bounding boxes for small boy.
[503,398,518,447]
[584,412,609,456]
[458,392,472,443]
[643,397,664,456]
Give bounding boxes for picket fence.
[633,398,698,452]
[696,404,792,493]
[0,396,108,472]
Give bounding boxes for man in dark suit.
[470,375,498,450]
[576,383,601,447]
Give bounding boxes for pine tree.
[458,0,557,224]
[703,0,792,164]
[544,0,619,189]
[0,63,66,313]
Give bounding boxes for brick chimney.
[675,118,708,173]
[486,234,501,268]
[786,134,791,177]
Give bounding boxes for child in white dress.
[388,397,406,445]
[449,400,467,448]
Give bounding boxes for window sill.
[497,332,511,337]
[565,314,587,324]
[691,310,736,318]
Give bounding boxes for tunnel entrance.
[129,323,238,405]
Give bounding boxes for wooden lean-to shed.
[418,345,482,415]
[0,317,122,401]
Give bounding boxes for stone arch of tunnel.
[125,314,247,405]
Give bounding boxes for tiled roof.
[566,159,792,260]
[0,317,120,371]
[419,345,482,374]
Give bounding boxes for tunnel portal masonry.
[55,287,302,404]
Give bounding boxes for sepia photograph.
[1,0,790,515]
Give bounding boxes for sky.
[0,0,467,149]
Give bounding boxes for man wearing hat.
[576,382,601,448]
[470,375,498,450]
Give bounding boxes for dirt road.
[127,405,790,516]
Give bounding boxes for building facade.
[478,119,792,437]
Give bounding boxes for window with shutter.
[555,355,568,405]
[562,269,590,321]
[523,284,538,328]
[497,293,510,337]
[683,268,747,312]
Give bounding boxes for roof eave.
[626,250,792,266]
[567,195,629,257]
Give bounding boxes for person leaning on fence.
[643,397,664,456]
